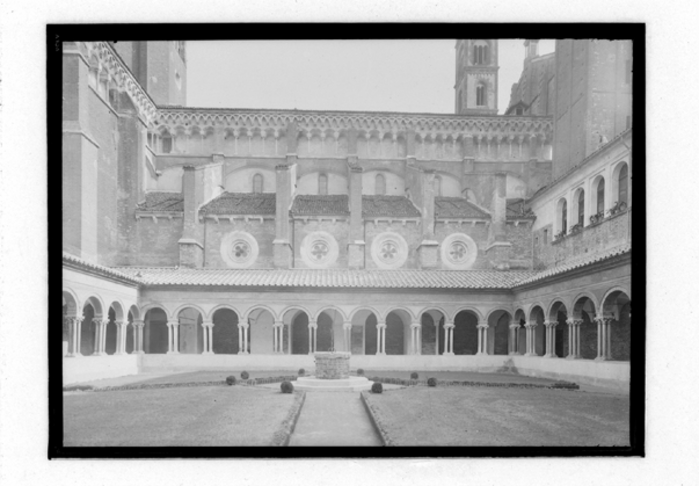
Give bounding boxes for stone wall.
[314,353,350,379]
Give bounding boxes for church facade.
[62,39,632,389]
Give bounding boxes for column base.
[443,352,455,356]
[476,352,487,356]
[565,354,582,360]
[594,356,611,362]
[202,351,214,355]
[508,351,518,356]
[166,351,180,355]
[544,354,558,359]
[132,350,145,355]
[67,353,83,358]
[524,352,536,357]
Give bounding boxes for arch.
[375,173,386,196]
[570,292,599,316]
[487,309,512,355]
[289,310,310,355]
[144,306,169,354]
[573,187,585,227]
[418,307,446,356]
[140,302,171,319]
[349,306,382,322]
[556,197,568,234]
[601,288,631,318]
[211,306,241,354]
[473,40,490,65]
[62,289,80,317]
[175,306,205,355]
[171,303,207,321]
[313,306,348,322]
[207,304,242,321]
[108,300,125,322]
[592,175,605,217]
[547,301,569,358]
[547,299,570,321]
[383,306,416,322]
[611,161,630,207]
[528,305,546,356]
[318,173,328,195]
[486,307,514,323]
[127,304,141,321]
[449,305,484,322]
[384,310,410,355]
[513,308,526,322]
[601,288,631,361]
[83,295,105,318]
[252,173,264,194]
[453,309,480,355]
[476,83,487,106]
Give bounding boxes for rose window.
[441,233,478,269]
[371,232,408,269]
[234,242,249,259]
[301,232,339,268]
[221,231,259,268]
[381,242,397,260]
[449,241,468,262]
[311,241,329,261]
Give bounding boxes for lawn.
[364,387,629,446]
[64,385,298,446]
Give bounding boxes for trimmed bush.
[225,376,237,386]
[427,377,438,387]
[356,368,364,376]
[298,368,305,377]
[247,378,257,386]
[281,381,294,393]
[371,382,383,394]
[240,371,249,380]
[410,372,419,380]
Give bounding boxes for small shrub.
[356,368,364,376]
[240,371,249,380]
[427,377,438,387]
[281,381,294,393]
[298,368,305,376]
[225,376,236,386]
[248,378,257,386]
[371,382,383,394]
[410,372,419,380]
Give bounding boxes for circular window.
[371,232,408,269]
[440,233,478,269]
[301,232,339,268]
[221,231,259,268]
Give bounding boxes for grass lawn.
[128,370,297,386]
[357,370,559,385]
[364,387,629,446]
[64,386,297,446]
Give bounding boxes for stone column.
[543,320,558,358]
[273,163,294,268]
[343,321,353,353]
[114,321,125,355]
[508,321,519,355]
[565,318,582,359]
[410,321,422,355]
[476,322,489,355]
[594,315,614,361]
[273,320,284,354]
[237,322,245,355]
[132,320,144,354]
[347,164,365,269]
[68,317,83,357]
[202,320,214,354]
[167,321,180,354]
[92,318,105,356]
[443,320,454,355]
[376,319,386,355]
[524,321,536,356]
[241,323,250,354]
[308,319,317,354]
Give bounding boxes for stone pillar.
[274,163,294,268]
[524,321,536,356]
[410,321,422,355]
[508,321,519,355]
[566,318,583,359]
[418,170,439,268]
[443,320,454,356]
[343,321,353,353]
[167,321,180,354]
[92,318,106,356]
[114,321,125,355]
[273,320,284,354]
[476,322,489,355]
[308,319,317,355]
[132,320,145,354]
[594,316,614,361]
[237,322,245,355]
[348,164,365,268]
[202,320,214,354]
[486,173,512,270]
[179,166,204,268]
[241,323,250,354]
[376,319,387,355]
[68,317,83,357]
[543,320,558,358]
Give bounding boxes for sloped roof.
[63,252,142,285]
[137,192,183,212]
[291,195,350,217]
[513,244,631,287]
[435,197,490,219]
[200,192,276,215]
[506,198,536,220]
[113,267,534,290]
[362,196,420,218]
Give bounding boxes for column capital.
[566,318,583,326]
[509,322,520,329]
[525,321,537,329]
[477,321,489,329]
[202,320,214,327]
[273,320,284,328]
[132,319,145,328]
[92,317,108,325]
[308,320,318,329]
[543,320,558,328]
[443,320,455,329]
[167,320,179,327]
[71,316,84,324]
[410,322,422,329]
[594,315,615,324]
[239,322,250,329]
[342,320,353,330]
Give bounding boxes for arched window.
[473,42,489,65]
[476,84,486,106]
[375,173,386,196]
[318,173,328,196]
[252,174,263,194]
[161,135,172,154]
[596,178,605,215]
[434,175,442,197]
[561,199,568,234]
[577,190,585,226]
[618,164,628,205]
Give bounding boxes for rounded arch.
[611,160,630,206]
[486,307,514,323]
[449,306,484,322]
[62,288,80,317]
[601,287,631,318]
[571,292,599,317]
[513,308,527,322]
[140,302,171,320]
[547,299,569,321]
[83,295,105,318]
[108,300,126,322]
[313,306,348,322]
[572,186,585,227]
[528,304,545,322]
[349,306,382,322]
[171,303,207,321]
[601,286,631,311]
[556,197,568,234]
[591,173,606,215]
[244,305,279,322]
[207,304,242,321]
[127,304,141,321]
[383,306,416,322]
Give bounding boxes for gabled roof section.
[291,195,350,217]
[137,192,184,212]
[112,267,535,290]
[435,197,490,219]
[200,192,276,215]
[362,196,420,218]
[507,198,536,220]
[63,252,142,285]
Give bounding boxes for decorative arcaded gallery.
[62,39,632,390]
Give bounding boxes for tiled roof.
[137,192,184,212]
[200,192,276,215]
[435,197,490,219]
[506,198,536,220]
[63,252,142,285]
[362,196,420,218]
[513,244,631,287]
[113,267,534,290]
[291,195,350,217]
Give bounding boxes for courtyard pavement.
[288,391,382,447]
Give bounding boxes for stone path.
[288,391,382,446]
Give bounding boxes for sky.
[186,39,555,115]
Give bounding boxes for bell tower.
[455,39,499,115]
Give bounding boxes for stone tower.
[455,39,499,115]
[111,41,187,106]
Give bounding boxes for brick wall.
[205,219,276,268]
[364,221,422,269]
[293,219,350,269]
[129,218,183,266]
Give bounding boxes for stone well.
[314,352,350,379]
[293,352,372,392]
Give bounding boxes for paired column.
[273,320,284,354]
[443,320,455,355]
[524,321,537,356]
[343,321,353,353]
[594,315,614,361]
[115,321,127,355]
[376,319,387,355]
[508,321,520,355]
[167,320,180,354]
[92,318,108,356]
[308,319,317,354]
[566,318,583,359]
[67,317,83,357]
[237,323,249,354]
[132,320,145,354]
[202,320,214,354]
[543,320,558,358]
[476,321,489,355]
[410,320,422,355]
